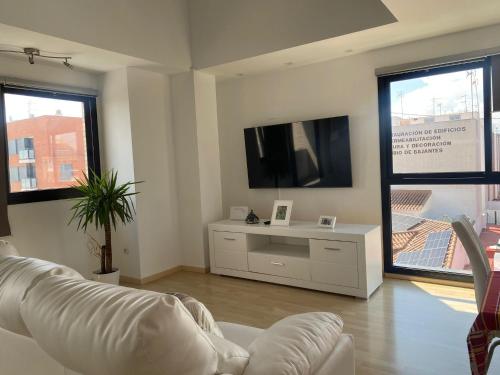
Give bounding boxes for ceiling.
[203,0,500,80]
[1,0,500,78]
[188,0,396,69]
[0,23,160,74]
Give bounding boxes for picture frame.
[318,215,336,229]
[271,200,293,226]
[230,206,249,221]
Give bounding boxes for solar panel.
[396,230,452,268]
[392,213,424,232]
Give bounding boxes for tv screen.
[244,116,352,188]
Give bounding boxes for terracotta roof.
[392,218,457,268]
[391,190,432,214]
[392,231,418,252]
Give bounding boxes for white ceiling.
[0,23,160,73]
[1,0,500,77]
[203,0,500,79]
[188,0,396,69]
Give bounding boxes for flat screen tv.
[244,116,352,188]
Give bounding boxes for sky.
[390,68,484,120]
[4,93,84,123]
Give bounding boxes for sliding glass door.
[378,59,500,281]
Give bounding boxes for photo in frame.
[318,215,336,229]
[230,206,249,221]
[271,200,293,226]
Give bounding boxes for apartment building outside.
[7,115,87,193]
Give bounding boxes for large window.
[0,86,100,204]
[379,59,500,281]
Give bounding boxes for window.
[0,85,100,204]
[19,164,37,191]
[9,166,19,182]
[379,59,500,282]
[59,163,74,181]
[390,67,485,174]
[12,138,35,161]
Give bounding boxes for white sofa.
[0,242,354,375]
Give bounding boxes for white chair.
[452,215,499,372]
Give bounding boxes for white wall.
[194,72,223,266]
[188,0,395,69]
[0,0,191,70]
[100,67,183,279]
[99,68,141,279]
[171,71,223,268]
[171,72,205,267]
[0,55,101,278]
[216,24,500,226]
[126,67,182,276]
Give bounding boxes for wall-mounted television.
[244,116,352,188]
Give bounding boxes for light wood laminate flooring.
[127,271,498,375]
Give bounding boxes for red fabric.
[468,271,500,375]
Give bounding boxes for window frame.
[378,57,500,282]
[0,85,100,204]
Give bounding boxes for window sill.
[8,188,83,205]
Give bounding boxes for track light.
[24,48,38,65]
[0,47,73,69]
[63,58,73,69]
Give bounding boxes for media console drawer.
[248,252,310,281]
[213,231,247,252]
[310,239,357,266]
[213,231,248,271]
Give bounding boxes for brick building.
[7,115,87,192]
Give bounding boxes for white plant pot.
[91,268,120,285]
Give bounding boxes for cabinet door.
[213,231,248,271]
[310,262,358,288]
[310,239,357,266]
[310,239,359,287]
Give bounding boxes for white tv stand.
[208,220,383,298]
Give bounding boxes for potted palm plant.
[69,170,139,285]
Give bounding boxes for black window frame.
[0,85,100,204]
[378,57,500,282]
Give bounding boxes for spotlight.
[24,48,39,65]
[63,58,73,69]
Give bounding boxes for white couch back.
[0,256,83,336]
[21,275,219,375]
[0,255,222,375]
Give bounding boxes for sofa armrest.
[243,312,344,375]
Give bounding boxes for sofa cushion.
[217,321,264,349]
[20,276,218,375]
[0,240,19,256]
[208,333,250,375]
[244,312,344,375]
[0,256,83,336]
[168,292,224,338]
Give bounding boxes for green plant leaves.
[68,170,141,232]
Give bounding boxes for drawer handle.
[324,247,341,251]
[224,238,236,241]
[270,261,285,266]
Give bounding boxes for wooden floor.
[129,271,499,375]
